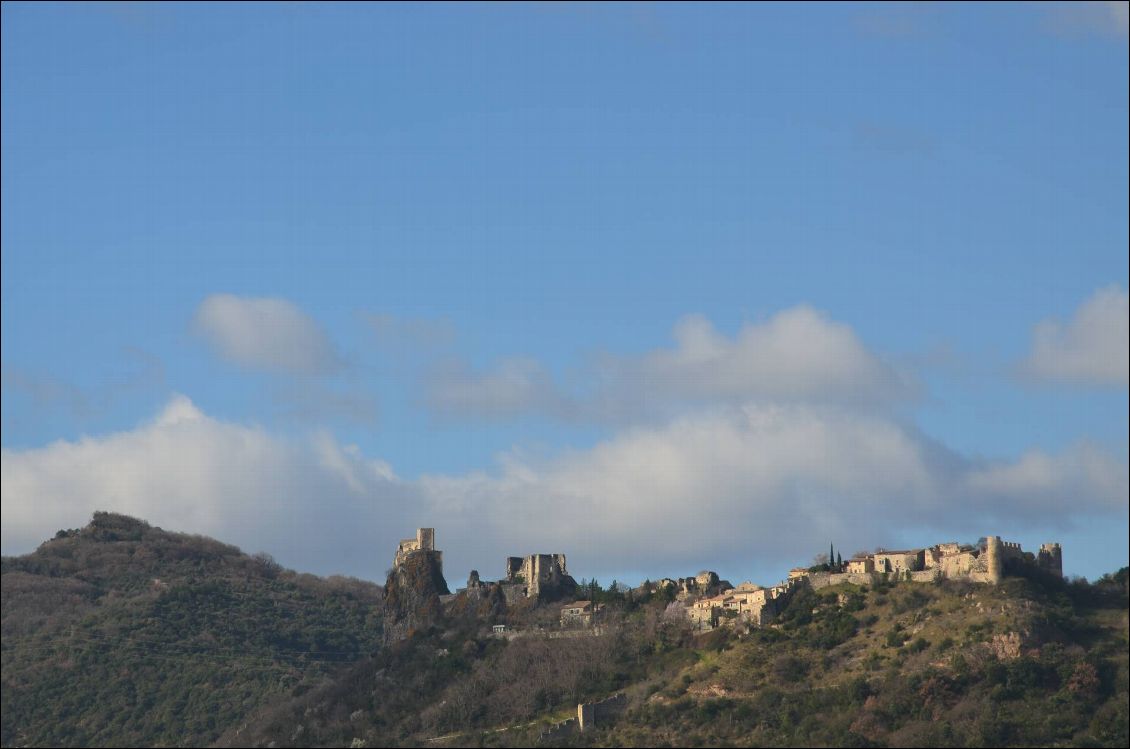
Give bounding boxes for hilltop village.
[388,528,1064,635]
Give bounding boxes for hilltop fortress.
[790,535,1063,590]
[391,530,579,605]
[388,529,1063,635]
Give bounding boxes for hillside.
[2,515,1128,748]
[1,513,385,748]
[222,566,1129,748]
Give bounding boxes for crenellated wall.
[1037,543,1063,578]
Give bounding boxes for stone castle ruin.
[394,527,438,569]
[794,535,1062,590]
[386,528,1065,639]
[646,571,733,601]
[688,535,1062,633]
[503,553,577,601]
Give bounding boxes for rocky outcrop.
[383,549,449,642]
[447,578,507,622]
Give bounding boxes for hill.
[1,512,385,748]
[221,565,1129,748]
[2,515,1127,748]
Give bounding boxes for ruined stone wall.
[936,550,981,578]
[873,550,924,574]
[523,555,552,599]
[539,694,627,740]
[577,694,627,732]
[806,572,876,590]
[539,715,577,741]
[500,583,527,606]
[504,553,576,600]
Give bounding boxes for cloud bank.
[193,294,343,375]
[1022,286,1129,387]
[596,307,913,407]
[425,306,914,423]
[3,396,1124,582]
[0,396,408,575]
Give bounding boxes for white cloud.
[422,404,1126,575]
[1022,286,1129,387]
[965,442,1127,513]
[4,397,1125,583]
[193,294,343,375]
[423,306,913,423]
[0,395,409,576]
[590,306,913,419]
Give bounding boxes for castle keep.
[504,553,577,600]
[394,528,439,570]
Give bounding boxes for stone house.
[845,557,875,574]
[872,549,924,574]
[560,601,595,627]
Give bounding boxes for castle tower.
[529,555,542,599]
[985,535,1003,584]
[394,528,439,569]
[1037,543,1063,578]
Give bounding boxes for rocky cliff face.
[383,550,449,642]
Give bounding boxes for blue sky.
[3,2,1127,587]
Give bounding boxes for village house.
[872,549,924,575]
[560,601,595,627]
[792,536,1062,588]
[687,579,802,630]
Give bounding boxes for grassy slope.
[1,513,385,748]
[224,569,1129,748]
[597,572,1130,748]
